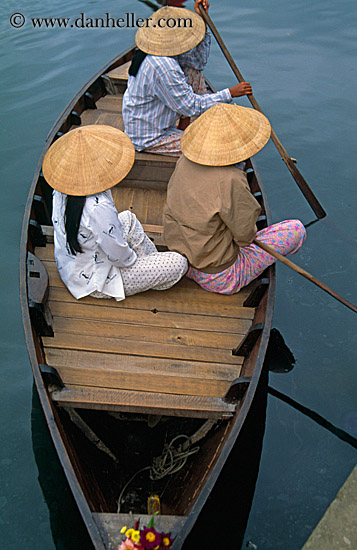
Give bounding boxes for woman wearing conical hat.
[122,0,252,157]
[163,104,306,294]
[42,125,187,301]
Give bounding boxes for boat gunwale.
[19,45,275,549]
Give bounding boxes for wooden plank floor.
[38,242,254,418]
[41,77,256,418]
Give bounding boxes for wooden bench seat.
[106,61,130,82]
[79,94,178,168]
[80,109,125,131]
[103,60,130,94]
[111,187,167,226]
[50,386,236,419]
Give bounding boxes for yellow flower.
[120,526,127,534]
[162,537,170,547]
[126,528,135,539]
[132,531,140,543]
[146,532,156,542]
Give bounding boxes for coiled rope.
[116,426,214,513]
[150,434,200,480]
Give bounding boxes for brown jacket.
[163,156,261,273]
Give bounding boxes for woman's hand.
[229,82,253,98]
[194,0,210,16]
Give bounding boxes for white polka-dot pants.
[93,211,187,298]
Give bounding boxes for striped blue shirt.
[122,34,232,150]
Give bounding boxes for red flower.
[140,527,161,549]
[159,531,174,548]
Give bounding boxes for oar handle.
[198,4,327,220]
[254,239,357,313]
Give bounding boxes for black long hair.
[129,49,147,77]
[65,195,86,255]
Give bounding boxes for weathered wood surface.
[48,301,253,331]
[106,60,130,81]
[27,252,49,305]
[81,109,125,131]
[48,284,254,318]
[47,348,242,381]
[50,386,236,419]
[43,329,244,365]
[111,186,167,226]
[36,237,254,415]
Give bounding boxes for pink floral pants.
[186,220,306,294]
[144,68,207,157]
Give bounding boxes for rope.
[150,434,200,480]
[117,466,151,513]
[116,421,217,512]
[117,434,200,512]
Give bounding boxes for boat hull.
[20,46,275,549]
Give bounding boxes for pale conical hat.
[42,125,135,196]
[135,6,206,56]
[180,103,272,166]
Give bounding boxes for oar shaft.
[198,4,327,219]
[254,239,357,313]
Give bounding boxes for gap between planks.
[50,315,244,351]
[48,300,253,332]
[47,360,238,398]
[42,331,242,365]
[47,286,254,319]
[45,348,242,378]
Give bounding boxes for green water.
[0,0,356,548]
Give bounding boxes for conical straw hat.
[135,6,206,56]
[181,103,271,166]
[42,125,135,196]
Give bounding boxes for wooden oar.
[254,239,357,313]
[198,4,327,220]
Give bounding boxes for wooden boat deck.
[31,65,260,421]
[35,237,255,419]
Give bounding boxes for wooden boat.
[19,46,275,549]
